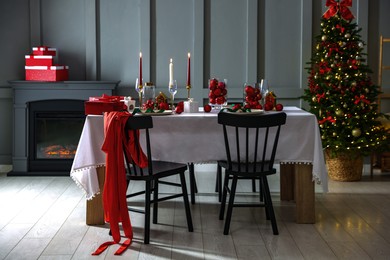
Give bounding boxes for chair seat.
[127,161,188,180]
[217,160,276,176]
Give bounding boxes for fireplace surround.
[9,80,119,176]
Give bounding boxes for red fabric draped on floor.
[92,111,148,256]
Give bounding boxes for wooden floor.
[1,164,390,260]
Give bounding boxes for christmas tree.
[302,0,389,157]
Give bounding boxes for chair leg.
[223,176,238,235]
[219,171,230,220]
[261,178,270,220]
[179,172,194,232]
[189,163,197,204]
[252,178,256,192]
[216,165,222,202]
[144,180,152,244]
[259,178,264,202]
[153,179,159,224]
[262,176,278,235]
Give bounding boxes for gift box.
[84,94,127,115]
[184,99,199,113]
[32,46,57,56]
[25,65,69,81]
[25,55,53,66]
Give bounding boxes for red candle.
[187,52,191,86]
[139,52,143,86]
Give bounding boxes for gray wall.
[1,0,390,164]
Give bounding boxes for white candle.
[169,58,173,85]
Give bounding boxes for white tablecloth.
[71,106,328,199]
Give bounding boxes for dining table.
[70,106,327,225]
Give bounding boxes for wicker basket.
[325,150,363,181]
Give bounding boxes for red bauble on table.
[159,102,169,110]
[264,102,274,111]
[175,101,184,114]
[275,103,284,111]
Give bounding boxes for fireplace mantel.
[9,80,120,175]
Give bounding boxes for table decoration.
[220,103,262,114]
[204,104,212,113]
[156,92,168,104]
[208,78,228,109]
[132,108,172,116]
[142,82,155,106]
[259,79,284,111]
[123,96,135,112]
[175,101,184,114]
[84,94,127,115]
[243,83,262,109]
[184,98,199,113]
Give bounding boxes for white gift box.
[184,99,199,113]
[124,97,136,112]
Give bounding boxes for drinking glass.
[168,80,178,108]
[135,78,143,107]
[260,79,269,107]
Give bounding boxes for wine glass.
[135,78,143,108]
[260,79,269,107]
[168,80,178,109]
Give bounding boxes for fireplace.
[28,99,85,173]
[9,80,119,176]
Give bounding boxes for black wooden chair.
[217,111,286,235]
[123,115,193,244]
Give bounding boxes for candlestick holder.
[186,85,191,99]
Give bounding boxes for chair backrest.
[123,115,153,176]
[218,111,287,173]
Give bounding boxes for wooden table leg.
[294,164,315,223]
[86,166,105,225]
[280,164,295,201]
[280,163,315,224]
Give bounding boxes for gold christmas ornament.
[352,128,362,137]
[335,109,344,116]
[322,35,327,41]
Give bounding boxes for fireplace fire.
[39,144,77,159]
